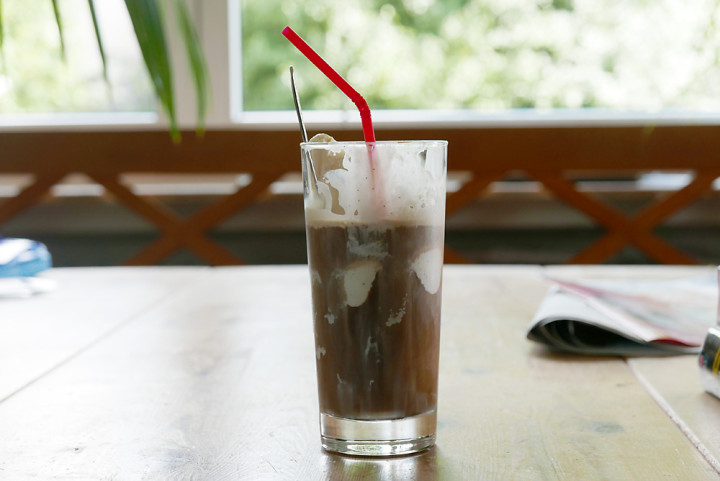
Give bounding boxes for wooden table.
[1,265,718,479]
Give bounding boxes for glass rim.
[300,140,448,148]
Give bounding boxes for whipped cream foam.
[303,140,446,226]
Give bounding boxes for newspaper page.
[527,272,718,356]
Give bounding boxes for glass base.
[320,410,436,457]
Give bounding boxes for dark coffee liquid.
[307,222,443,420]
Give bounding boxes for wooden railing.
[0,126,718,265]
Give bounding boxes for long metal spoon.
[290,66,308,143]
[289,66,320,196]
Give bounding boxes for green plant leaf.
[173,0,210,135]
[124,0,179,141]
[51,0,66,61]
[0,0,5,72]
[87,0,108,84]
[0,0,4,52]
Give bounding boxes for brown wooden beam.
[1,126,720,174]
[530,171,702,264]
[0,173,66,226]
[446,172,505,218]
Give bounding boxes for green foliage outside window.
[2,0,720,119]
[243,0,720,112]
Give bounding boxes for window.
[0,0,154,123]
[237,0,720,124]
[4,1,719,128]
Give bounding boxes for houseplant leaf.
[0,0,4,56]
[0,0,6,73]
[51,0,66,60]
[124,0,179,141]
[173,0,209,134]
[87,0,108,84]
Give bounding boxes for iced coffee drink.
[302,139,447,456]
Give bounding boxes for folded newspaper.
[527,272,718,356]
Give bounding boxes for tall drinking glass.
[301,140,447,456]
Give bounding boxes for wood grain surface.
[0,265,717,479]
[629,356,720,472]
[0,267,204,403]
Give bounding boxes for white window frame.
[3,0,720,133]
[224,0,720,131]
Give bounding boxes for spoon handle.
[290,66,308,143]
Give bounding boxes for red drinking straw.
[282,26,376,143]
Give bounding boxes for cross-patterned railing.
[0,127,718,265]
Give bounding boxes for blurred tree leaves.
[2,0,719,120]
[244,0,720,112]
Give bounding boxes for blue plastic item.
[0,236,52,278]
